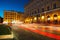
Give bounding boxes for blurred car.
[0,24,15,40]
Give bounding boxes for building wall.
[25,0,60,15]
[4,10,24,26]
[4,11,17,23]
[24,0,60,24]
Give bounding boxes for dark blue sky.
[0,0,29,17]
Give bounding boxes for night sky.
[0,0,29,17]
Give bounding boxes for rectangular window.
[38,9,40,13]
[42,8,44,12]
[35,11,37,14]
[37,15,40,17]
[6,18,7,19]
[53,3,56,9]
[47,6,50,11]
[41,0,43,1]
[32,12,33,15]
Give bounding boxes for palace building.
[24,0,60,24]
[3,10,24,25]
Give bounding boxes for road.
[13,27,55,40]
[11,23,58,40]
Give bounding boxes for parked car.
[0,24,15,40]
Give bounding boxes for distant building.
[0,17,3,23]
[24,0,60,24]
[4,10,24,25]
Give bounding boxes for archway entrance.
[47,16,50,24]
[53,14,58,24]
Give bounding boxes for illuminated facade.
[4,10,24,25]
[24,0,60,24]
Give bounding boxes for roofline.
[4,10,24,14]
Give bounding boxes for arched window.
[53,3,56,9]
[53,14,58,24]
[47,16,50,18]
[54,14,57,20]
[54,14,57,17]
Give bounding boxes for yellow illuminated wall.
[4,10,24,25]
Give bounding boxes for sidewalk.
[0,32,14,39]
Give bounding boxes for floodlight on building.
[30,19,32,21]
[34,17,37,20]
[54,17,57,20]
[47,18,50,20]
[12,20,16,24]
[58,16,60,20]
[26,19,29,21]
[41,16,44,19]
[3,21,8,24]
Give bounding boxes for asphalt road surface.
[13,28,56,40]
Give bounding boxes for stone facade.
[4,10,24,25]
[24,0,60,24]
